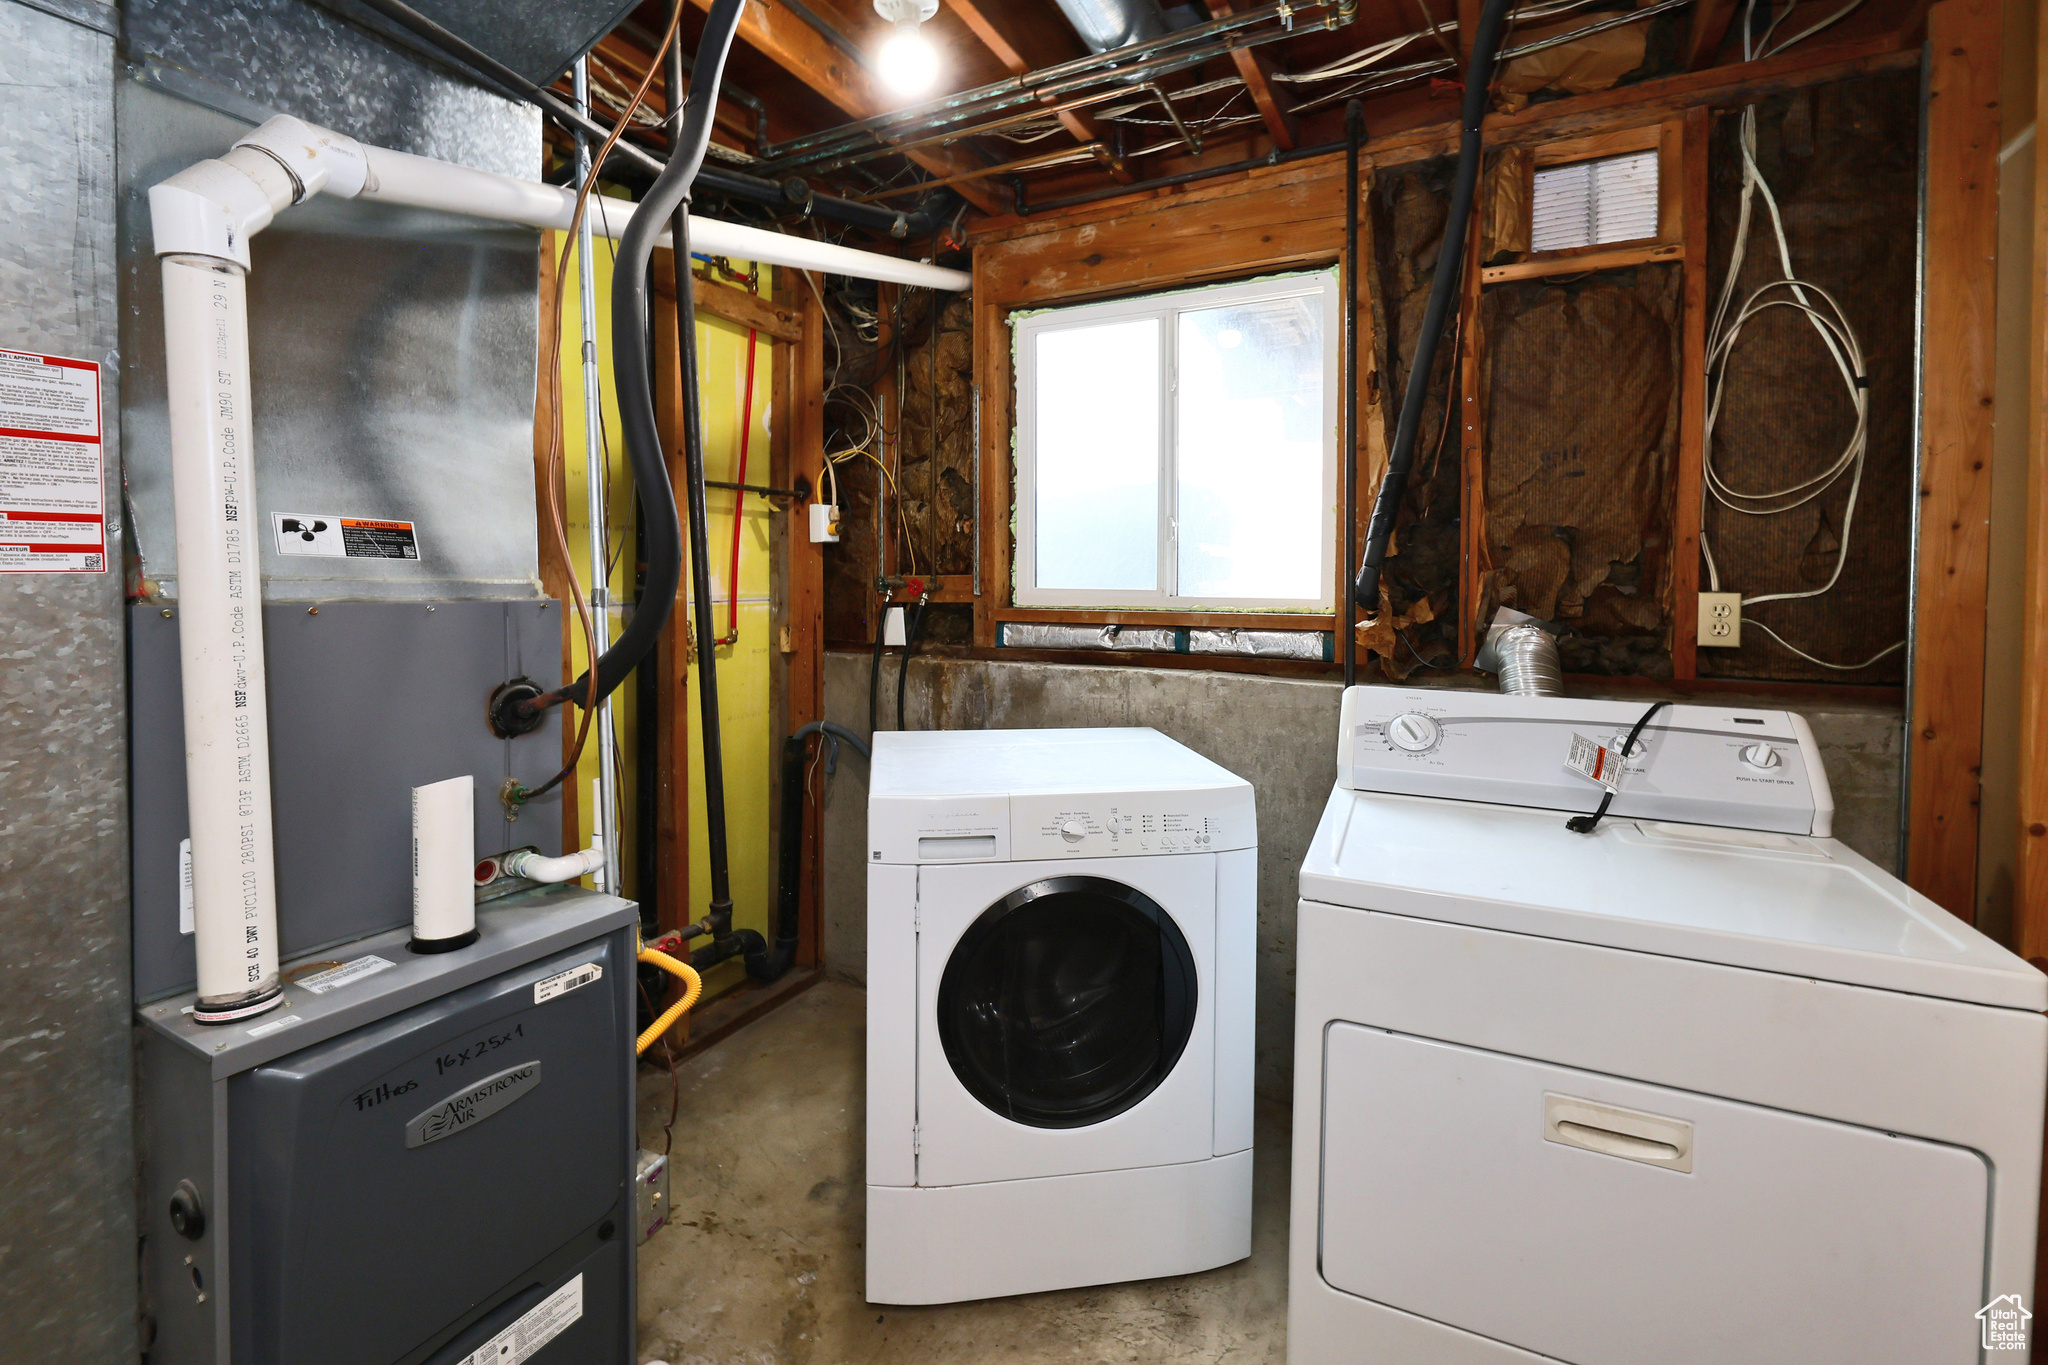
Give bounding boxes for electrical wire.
[1696,0,1898,672]
[522,5,685,803]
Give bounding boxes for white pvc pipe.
[160,256,284,1018]
[411,775,477,946]
[354,142,971,291]
[502,840,607,886]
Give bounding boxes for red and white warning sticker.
[1564,733,1624,792]
[273,512,420,560]
[0,348,104,574]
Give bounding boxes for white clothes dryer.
[1289,685,2048,1365]
[866,728,1257,1305]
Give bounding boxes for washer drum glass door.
[937,875,1198,1129]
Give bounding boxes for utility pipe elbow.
[149,117,368,268]
[502,839,607,885]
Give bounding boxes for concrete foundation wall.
[821,652,1905,1102]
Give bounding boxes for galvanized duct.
[1052,0,1170,52]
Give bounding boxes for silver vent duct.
[1051,0,1172,51]
[317,0,641,86]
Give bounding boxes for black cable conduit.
[1352,0,1512,617]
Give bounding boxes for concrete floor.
[635,980,1291,1364]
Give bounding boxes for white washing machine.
[866,727,1257,1305]
[1289,686,2048,1365]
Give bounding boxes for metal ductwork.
[1051,0,1173,52]
[317,0,641,86]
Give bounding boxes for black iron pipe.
[744,722,873,982]
[1353,0,1512,617]
[1343,100,1362,689]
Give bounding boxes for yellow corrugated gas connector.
[635,948,702,1055]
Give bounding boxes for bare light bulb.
[878,19,938,96]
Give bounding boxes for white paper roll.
[412,775,475,946]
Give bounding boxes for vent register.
[1530,149,1659,253]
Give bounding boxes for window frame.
[1011,270,1341,614]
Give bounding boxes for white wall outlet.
[882,606,907,647]
[808,502,840,543]
[1698,592,1742,648]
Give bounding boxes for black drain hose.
[1352,0,1512,616]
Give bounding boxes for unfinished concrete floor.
[635,979,1291,1364]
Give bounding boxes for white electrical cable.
[1697,0,1900,670]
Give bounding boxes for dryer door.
[916,855,1217,1185]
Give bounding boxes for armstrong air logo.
[403,1061,542,1149]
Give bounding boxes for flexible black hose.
[602,0,745,937]
[897,598,927,731]
[1342,100,1363,689]
[745,722,872,982]
[1353,0,1512,616]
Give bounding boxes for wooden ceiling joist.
[1204,0,1299,151]
[1682,0,1742,68]
[942,0,1133,179]
[686,0,1008,212]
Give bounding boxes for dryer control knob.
[1740,742,1782,771]
[1387,712,1441,753]
[1059,819,1087,842]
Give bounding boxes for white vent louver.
[1529,148,1660,253]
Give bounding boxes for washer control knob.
[1059,819,1087,842]
[1740,742,1782,771]
[1387,713,1442,753]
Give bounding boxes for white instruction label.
[1564,733,1623,792]
[246,1013,303,1039]
[178,838,194,935]
[460,1274,583,1365]
[273,512,419,560]
[535,962,602,1005]
[297,955,397,995]
[0,348,105,574]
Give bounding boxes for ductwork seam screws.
[307,607,318,615]
[161,608,173,618]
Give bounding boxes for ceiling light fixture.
[874,0,940,96]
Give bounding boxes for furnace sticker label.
[273,512,419,560]
[1564,733,1624,792]
[246,1013,304,1039]
[178,839,194,935]
[458,1274,583,1365]
[296,954,396,995]
[0,348,104,574]
[535,962,601,1005]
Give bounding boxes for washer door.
[937,875,1198,1130]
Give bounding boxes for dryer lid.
[1300,788,2047,1012]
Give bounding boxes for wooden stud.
[2015,4,2048,964]
[1908,0,2001,920]
[683,0,1004,213]
[1457,199,1486,667]
[784,273,829,968]
[1671,107,1710,683]
[1481,241,1685,283]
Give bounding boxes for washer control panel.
[1010,788,1254,861]
[1338,685,1833,837]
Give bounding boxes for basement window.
[1530,148,1660,253]
[1012,271,1338,612]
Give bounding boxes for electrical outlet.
[808,502,840,543]
[1698,592,1742,648]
